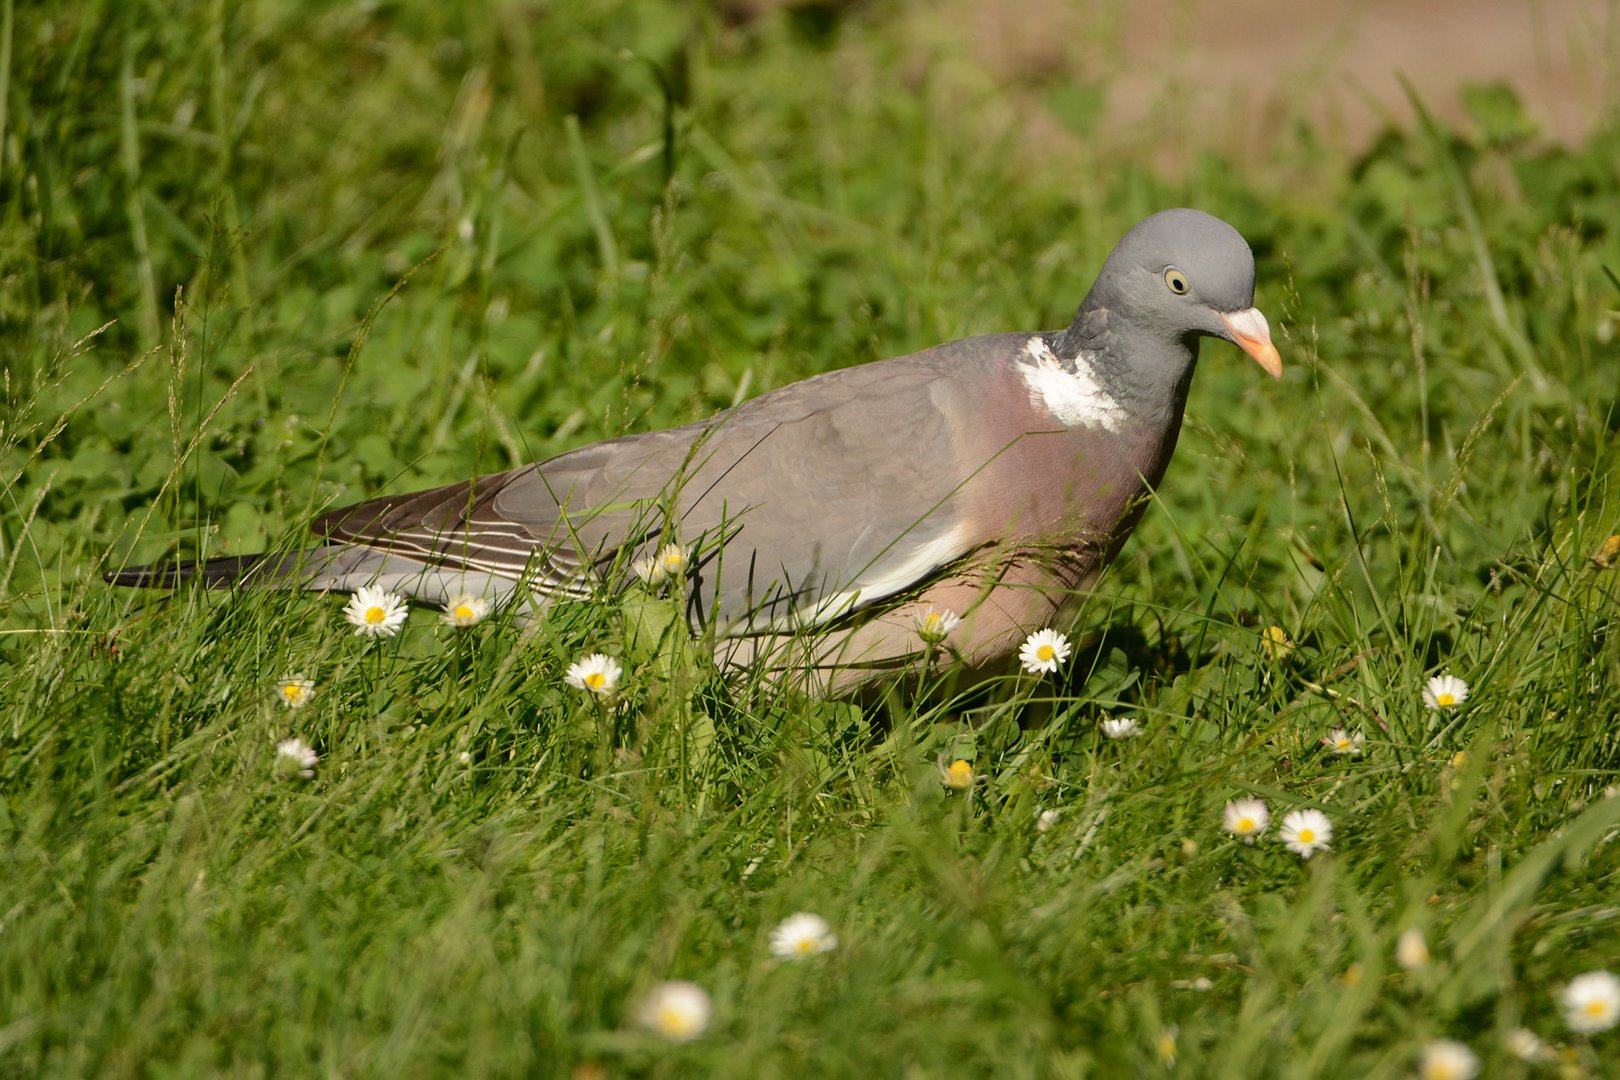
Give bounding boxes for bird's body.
[109,209,1281,695]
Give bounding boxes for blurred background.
[908,0,1613,161]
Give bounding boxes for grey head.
[1060,208,1281,382]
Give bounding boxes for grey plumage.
[108,208,1281,693]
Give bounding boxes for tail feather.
[104,553,275,589]
[104,544,521,609]
[104,546,374,590]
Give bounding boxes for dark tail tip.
[104,553,269,589]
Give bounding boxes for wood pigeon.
[109,208,1281,694]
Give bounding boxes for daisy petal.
[1019,628,1071,675]
[1422,673,1470,710]
[1278,808,1333,859]
[343,586,409,637]
[634,980,712,1042]
[768,912,838,960]
[564,653,623,698]
[1221,798,1270,843]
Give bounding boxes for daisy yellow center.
[795,937,816,954]
[454,604,474,620]
[924,614,943,632]
[663,554,684,571]
[1335,738,1350,750]
[656,1004,693,1036]
[585,672,606,690]
[365,605,386,624]
[1036,644,1055,661]
[1297,828,1316,843]
[282,685,302,701]
[1237,816,1256,832]
[1586,1000,1609,1017]
[1435,692,1455,706]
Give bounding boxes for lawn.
[2,1,1619,1076]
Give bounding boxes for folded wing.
[314,348,994,633]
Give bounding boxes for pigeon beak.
[1218,307,1283,380]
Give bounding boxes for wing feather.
[311,336,1023,624]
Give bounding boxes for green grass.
[4,1,1620,1075]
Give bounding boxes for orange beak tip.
[1218,307,1283,381]
[1253,343,1283,380]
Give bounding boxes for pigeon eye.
[1163,268,1190,295]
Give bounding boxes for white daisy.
[1222,798,1270,843]
[632,543,690,587]
[1505,1028,1545,1062]
[939,758,976,791]
[441,593,492,628]
[274,737,318,781]
[1422,673,1470,710]
[1035,808,1062,832]
[1418,1040,1478,1080]
[343,585,408,637]
[275,676,315,709]
[1561,969,1620,1034]
[1278,808,1333,860]
[1018,628,1071,674]
[768,912,838,960]
[1324,727,1364,755]
[914,607,962,646]
[1396,927,1429,972]
[634,980,711,1042]
[1100,717,1141,739]
[565,653,623,698]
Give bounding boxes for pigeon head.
[1087,208,1281,379]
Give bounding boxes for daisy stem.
[591,700,613,776]
[450,628,475,687]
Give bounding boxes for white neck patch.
[1016,336,1129,432]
